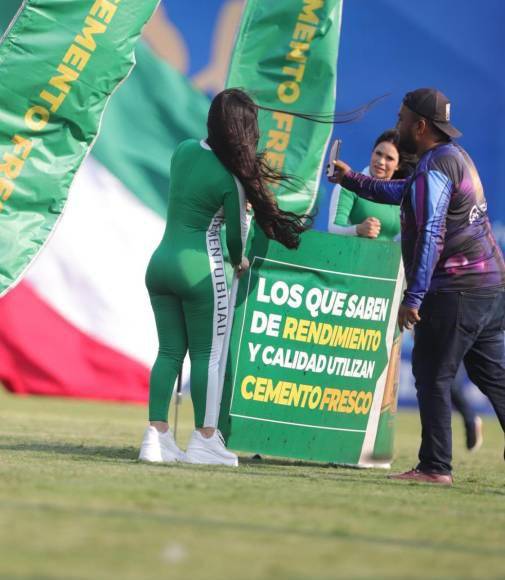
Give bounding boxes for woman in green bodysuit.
[139,89,310,466]
[328,129,408,241]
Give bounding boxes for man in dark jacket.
[330,88,505,485]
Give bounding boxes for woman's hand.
[356,217,381,238]
[235,256,250,279]
[328,160,352,183]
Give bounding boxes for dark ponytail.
[207,88,310,249]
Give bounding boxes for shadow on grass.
[0,441,380,487]
[0,441,137,461]
[0,441,370,471]
[0,440,397,489]
[2,442,502,496]
[239,455,393,472]
[0,441,465,489]
[238,455,364,468]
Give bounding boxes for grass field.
[0,388,504,580]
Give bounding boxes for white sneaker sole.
[138,454,162,463]
[184,449,238,467]
[138,450,183,463]
[138,456,181,463]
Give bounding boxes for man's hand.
[356,217,381,238]
[328,160,352,183]
[398,304,421,331]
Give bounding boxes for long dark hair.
[206,88,311,249]
[373,129,417,179]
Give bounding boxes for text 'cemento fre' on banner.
[0,0,160,297]
[226,0,343,215]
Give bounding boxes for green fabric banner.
[0,0,159,297]
[226,0,343,215]
[0,0,23,35]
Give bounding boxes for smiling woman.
[328,129,413,241]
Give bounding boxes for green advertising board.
[219,229,404,467]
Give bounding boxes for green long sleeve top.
[161,139,248,267]
[328,167,401,241]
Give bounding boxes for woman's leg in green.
[183,279,228,429]
[148,293,188,422]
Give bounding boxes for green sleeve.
[223,176,247,266]
[328,185,358,235]
[333,187,356,226]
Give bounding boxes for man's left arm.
[330,160,406,205]
[400,168,453,329]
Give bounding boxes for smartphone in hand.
[326,139,342,177]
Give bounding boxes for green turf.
[0,388,504,580]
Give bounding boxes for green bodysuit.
[145,139,247,427]
[328,167,400,241]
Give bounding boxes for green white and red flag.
[0,1,343,403]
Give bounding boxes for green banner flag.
[0,0,159,297]
[0,0,23,35]
[226,0,343,215]
[220,231,404,466]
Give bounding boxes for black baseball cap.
[402,88,462,139]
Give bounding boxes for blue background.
[317,0,504,237]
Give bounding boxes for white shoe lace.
[216,430,226,446]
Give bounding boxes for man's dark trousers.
[412,288,505,474]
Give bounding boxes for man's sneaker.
[465,416,483,452]
[138,426,185,463]
[184,430,238,467]
[388,468,453,486]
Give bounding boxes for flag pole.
[173,372,183,442]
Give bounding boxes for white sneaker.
[138,426,185,463]
[184,430,238,467]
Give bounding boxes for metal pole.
[173,371,183,442]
